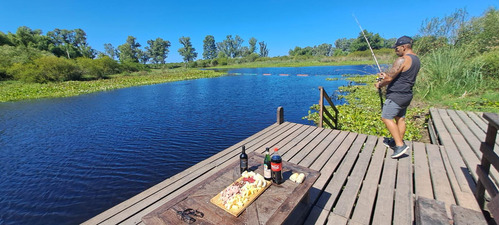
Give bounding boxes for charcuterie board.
[210,172,271,217]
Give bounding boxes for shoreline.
[0,69,226,102]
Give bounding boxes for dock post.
[277,107,284,124]
[319,86,324,128]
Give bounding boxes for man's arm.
[377,57,406,87]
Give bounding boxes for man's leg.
[395,116,406,144]
[382,118,404,146]
[381,99,409,158]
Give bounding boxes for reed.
[415,46,492,99]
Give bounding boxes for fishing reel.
[376,77,383,82]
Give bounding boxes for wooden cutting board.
[210,176,271,217]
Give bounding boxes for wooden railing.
[475,112,499,224]
[318,86,339,129]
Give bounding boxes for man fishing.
[375,36,420,159]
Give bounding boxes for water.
[0,65,378,224]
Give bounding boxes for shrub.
[120,61,146,72]
[479,49,499,78]
[9,56,81,83]
[76,56,121,79]
[0,45,52,79]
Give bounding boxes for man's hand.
[374,72,386,89]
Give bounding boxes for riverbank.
[304,75,429,142]
[0,69,226,102]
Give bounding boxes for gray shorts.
[382,99,407,119]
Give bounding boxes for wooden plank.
[456,110,496,147]
[393,140,414,225]
[304,205,329,225]
[82,123,284,224]
[438,145,481,211]
[285,128,331,163]
[280,126,321,160]
[247,123,304,154]
[438,109,482,183]
[290,130,339,166]
[309,131,350,171]
[430,108,475,193]
[415,197,449,225]
[447,109,483,158]
[103,123,300,224]
[451,204,488,225]
[487,195,499,224]
[428,118,439,144]
[297,130,342,169]
[483,112,499,129]
[263,124,312,156]
[413,142,434,199]
[333,135,377,218]
[467,111,488,132]
[426,144,456,217]
[326,212,348,225]
[315,133,366,211]
[371,143,398,225]
[349,137,387,225]
[476,165,499,198]
[307,131,350,206]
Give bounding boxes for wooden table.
[142,152,320,225]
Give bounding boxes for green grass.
[0,68,226,102]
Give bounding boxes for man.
[375,36,420,159]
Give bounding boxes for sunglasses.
[176,208,204,224]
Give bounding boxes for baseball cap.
[393,36,413,48]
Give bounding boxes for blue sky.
[1,0,497,62]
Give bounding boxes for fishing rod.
[352,14,384,111]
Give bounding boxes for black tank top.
[386,54,420,107]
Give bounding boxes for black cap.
[392,36,413,48]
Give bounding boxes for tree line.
[289,30,395,57]
[0,27,270,82]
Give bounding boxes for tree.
[419,8,468,45]
[74,29,95,58]
[117,36,141,63]
[0,31,13,46]
[178,36,197,64]
[456,8,498,53]
[259,41,269,57]
[289,46,313,56]
[137,49,150,64]
[146,37,171,64]
[216,35,244,58]
[349,30,383,52]
[46,28,95,59]
[334,38,353,52]
[202,35,217,60]
[313,43,333,56]
[104,43,118,60]
[248,37,257,54]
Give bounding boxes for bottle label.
[264,165,271,178]
[240,159,248,169]
[271,162,282,171]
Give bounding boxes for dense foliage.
[413,7,499,112]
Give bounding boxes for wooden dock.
[428,108,499,191]
[83,108,497,224]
